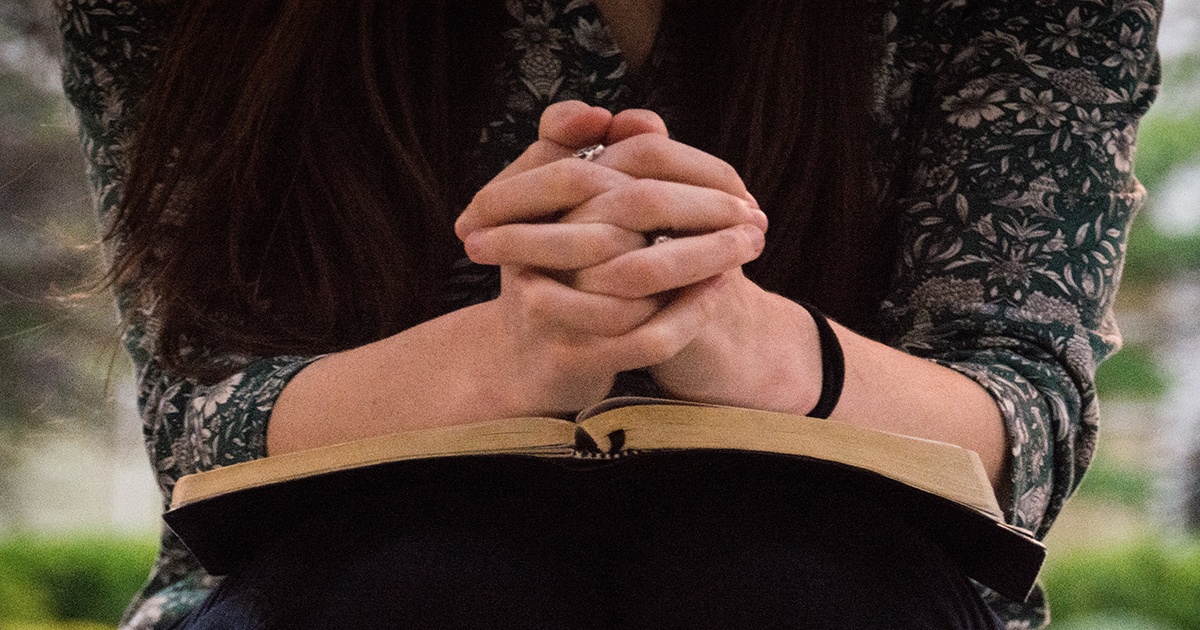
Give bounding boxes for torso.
[592,0,665,74]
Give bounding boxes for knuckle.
[466,186,502,222]
[525,140,559,164]
[515,276,558,321]
[626,177,665,201]
[549,155,587,177]
[708,193,746,226]
[550,159,607,196]
[609,257,665,297]
[539,102,570,125]
[541,158,578,188]
[708,226,759,265]
[595,310,639,338]
[636,109,668,129]
[523,290,559,324]
[621,179,668,221]
[613,299,656,333]
[582,225,629,262]
[715,159,742,186]
[633,327,681,365]
[626,134,673,169]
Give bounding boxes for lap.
[175,457,1005,630]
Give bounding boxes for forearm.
[267,302,521,456]
[266,277,695,456]
[828,318,1008,487]
[654,288,1008,490]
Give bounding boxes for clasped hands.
[454,102,823,418]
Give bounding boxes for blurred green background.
[1,1,1199,628]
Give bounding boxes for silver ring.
[647,233,673,246]
[575,144,605,162]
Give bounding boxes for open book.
[165,397,1045,601]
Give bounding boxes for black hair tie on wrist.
[794,301,845,419]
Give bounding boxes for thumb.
[539,100,614,148]
[606,109,670,144]
[490,101,613,184]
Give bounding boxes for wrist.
[755,292,825,416]
[649,288,824,416]
[790,301,845,419]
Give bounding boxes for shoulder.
[57,0,175,56]
[886,0,1162,61]
[57,0,177,97]
[58,0,179,170]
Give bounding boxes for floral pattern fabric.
[55,1,1160,628]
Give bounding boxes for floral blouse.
[56,0,1161,628]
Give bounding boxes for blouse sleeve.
[58,3,320,627]
[123,328,317,628]
[878,0,1160,537]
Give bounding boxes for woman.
[58,0,1160,627]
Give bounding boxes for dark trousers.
[174,455,1005,629]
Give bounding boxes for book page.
[580,404,1002,519]
[170,417,579,509]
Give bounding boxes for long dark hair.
[116,0,893,381]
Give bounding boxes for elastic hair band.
[794,301,845,419]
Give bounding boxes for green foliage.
[1121,57,1200,286]
[1044,537,1200,630]
[1122,217,1200,283]
[1095,341,1170,400]
[1052,613,1182,630]
[0,536,156,625]
[1158,51,1200,114]
[1074,450,1156,507]
[0,623,114,630]
[1135,112,1200,194]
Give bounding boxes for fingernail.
[462,231,491,264]
[751,208,769,233]
[749,223,767,249]
[454,217,473,241]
